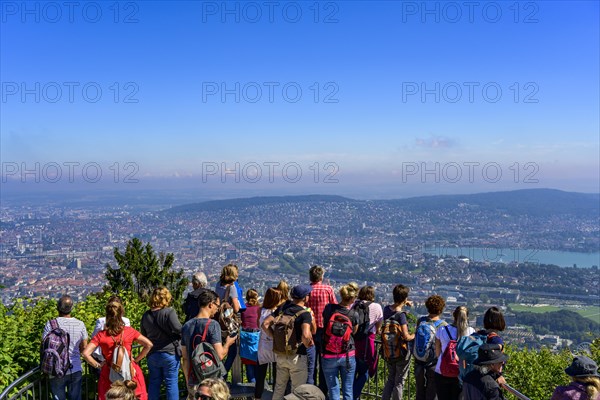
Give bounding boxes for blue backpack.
[456,331,498,381]
[413,318,446,364]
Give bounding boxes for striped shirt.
[306,282,337,329]
[43,317,88,374]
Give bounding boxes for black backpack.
[352,300,372,341]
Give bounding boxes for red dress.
[91,327,148,400]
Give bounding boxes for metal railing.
[1,345,531,400]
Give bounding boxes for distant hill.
[165,189,599,217]
[166,194,356,213]
[385,189,600,217]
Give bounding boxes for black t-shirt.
[272,301,313,355]
[140,307,182,354]
[383,305,408,325]
[322,304,359,354]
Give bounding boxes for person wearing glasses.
[194,378,230,400]
[181,290,236,400]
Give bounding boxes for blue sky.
[1,1,599,199]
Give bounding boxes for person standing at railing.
[215,264,243,376]
[306,265,338,397]
[41,295,89,400]
[82,298,153,400]
[476,308,506,351]
[321,282,359,400]
[414,295,447,400]
[181,290,236,400]
[255,287,285,400]
[461,344,508,400]
[434,306,474,400]
[240,289,261,384]
[91,295,131,377]
[551,356,600,400]
[184,271,209,323]
[352,285,384,400]
[140,287,182,400]
[381,284,415,400]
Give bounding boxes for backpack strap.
[50,319,59,331]
[444,325,455,341]
[224,285,232,305]
[201,319,212,342]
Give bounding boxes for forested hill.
[166,194,356,213]
[384,189,600,217]
[166,189,599,218]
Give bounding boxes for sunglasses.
[195,394,212,400]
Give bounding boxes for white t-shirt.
[42,317,88,375]
[434,324,475,374]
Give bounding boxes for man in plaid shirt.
[306,265,337,397]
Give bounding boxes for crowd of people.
[40,264,600,400]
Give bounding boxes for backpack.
[413,318,446,364]
[109,331,135,382]
[323,310,353,355]
[456,331,498,381]
[439,325,459,377]
[191,320,226,381]
[352,301,372,341]
[380,311,410,361]
[271,308,309,356]
[214,285,241,339]
[40,319,71,377]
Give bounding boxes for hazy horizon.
[1,1,599,201]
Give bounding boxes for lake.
[423,246,600,268]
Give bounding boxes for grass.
[509,304,600,324]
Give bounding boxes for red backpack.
[323,310,353,355]
[440,325,459,377]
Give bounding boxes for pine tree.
[104,238,188,314]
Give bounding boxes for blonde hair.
[198,378,230,400]
[246,289,260,306]
[277,280,290,301]
[453,306,470,338]
[106,380,137,400]
[219,264,238,285]
[149,286,172,309]
[573,376,600,400]
[340,282,359,302]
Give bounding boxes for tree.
[104,238,188,314]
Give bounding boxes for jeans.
[306,345,316,385]
[415,362,438,400]
[224,342,238,374]
[246,363,256,383]
[382,358,411,400]
[434,373,461,400]
[353,358,369,400]
[49,371,82,400]
[147,352,180,400]
[321,356,356,400]
[273,354,308,400]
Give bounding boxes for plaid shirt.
[306,282,337,329]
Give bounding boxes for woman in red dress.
[83,299,153,400]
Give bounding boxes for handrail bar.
[503,384,531,400]
[0,366,41,399]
